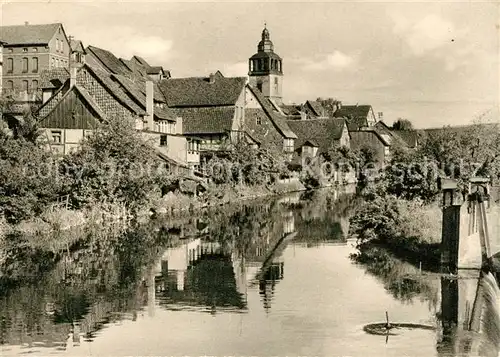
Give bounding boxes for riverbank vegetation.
[0,111,309,241]
[350,119,500,266]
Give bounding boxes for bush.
[60,115,168,212]
[349,192,441,264]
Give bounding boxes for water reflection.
[4,186,500,356]
[356,246,500,357]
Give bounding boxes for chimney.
[209,73,215,84]
[70,67,77,88]
[24,21,29,26]
[175,116,183,135]
[146,81,154,131]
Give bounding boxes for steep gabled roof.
[112,74,176,120]
[344,117,369,132]
[159,74,247,107]
[173,107,235,134]
[350,130,391,147]
[391,130,418,148]
[84,64,145,116]
[70,39,85,53]
[86,45,132,75]
[334,105,373,119]
[304,100,324,117]
[39,68,70,89]
[131,55,152,69]
[286,118,346,153]
[38,84,106,126]
[280,104,301,116]
[246,85,297,139]
[0,23,61,45]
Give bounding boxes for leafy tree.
[60,115,168,211]
[0,135,61,223]
[316,97,342,117]
[392,118,414,131]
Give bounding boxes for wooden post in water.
[439,178,463,274]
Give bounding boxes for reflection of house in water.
[151,238,248,313]
[152,210,297,314]
[250,211,296,312]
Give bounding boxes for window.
[51,58,55,68]
[51,130,62,144]
[7,58,13,73]
[283,139,294,152]
[32,80,38,91]
[6,80,13,91]
[257,116,262,125]
[22,57,28,73]
[160,135,167,146]
[22,80,28,92]
[55,58,59,68]
[22,48,28,52]
[8,48,13,53]
[32,57,38,73]
[33,47,38,52]
[188,140,199,152]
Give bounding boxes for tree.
[60,115,168,210]
[316,97,342,117]
[392,118,414,131]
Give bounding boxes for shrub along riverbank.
[350,119,500,267]
[0,111,313,244]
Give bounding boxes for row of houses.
[0,22,419,175]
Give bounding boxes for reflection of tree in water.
[352,246,439,306]
[0,222,171,348]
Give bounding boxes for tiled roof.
[280,104,301,116]
[350,130,391,148]
[85,64,145,116]
[305,100,324,117]
[75,85,107,120]
[345,117,369,132]
[334,105,372,119]
[120,58,148,76]
[39,68,69,89]
[0,23,61,45]
[70,39,85,53]
[112,74,175,120]
[147,66,163,74]
[174,107,235,134]
[391,130,418,148]
[286,118,346,153]
[131,55,152,69]
[159,74,247,107]
[86,45,132,75]
[246,85,297,139]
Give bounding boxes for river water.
[0,187,499,356]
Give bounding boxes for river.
[0,187,499,357]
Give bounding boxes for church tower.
[248,25,283,105]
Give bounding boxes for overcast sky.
[1,0,498,128]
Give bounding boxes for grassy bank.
[349,192,442,267]
[0,179,307,256]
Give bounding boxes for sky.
[1,0,499,128]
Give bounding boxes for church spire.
[248,24,283,104]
